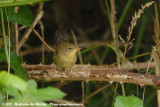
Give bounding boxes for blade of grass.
[81,43,120,64]
[118,0,134,29]
[100,47,110,65]
[5,8,11,73]
[1,8,8,62]
[112,83,119,107]
[104,0,116,46]
[81,44,104,54]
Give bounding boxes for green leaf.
[10,51,29,80]
[35,87,66,100]
[7,80,66,105]
[1,86,21,98]
[114,95,143,107]
[26,80,66,101]
[26,86,66,101]
[0,0,49,7]
[27,79,37,91]
[0,49,29,80]
[5,6,34,27]
[0,71,27,91]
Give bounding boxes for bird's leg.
[63,67,73,77]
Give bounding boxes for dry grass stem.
[14,7,19,55]
[153,47,160,75]
[39,21,45,64]
[153,46,160,106]
[128,1,154,40]
[110,0,119,48]
[153,3,160,106]
[71,30,83,64]
[142,87,145,101]
[85,83,111,103]
[92,50,101,65]
[146,49,154,74]
[120,1,154,66]
[18,25,27,31]
[153,3,160,54]
[153,3,160,42]
[70,30,84,105]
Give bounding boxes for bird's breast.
[53,53,77,69]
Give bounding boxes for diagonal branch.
[18,10,44,49]
[32,28,55,52]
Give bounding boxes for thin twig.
[18,10,44,49]
[18,25,27,31]
[37,3,44,13]
[153,2,160,106]
[14,7,19,55]
[71,30,83,64]
[84,83,111,103]
[39,21,44,64]
[94,82,111,98]
[142,87,145,101]
[81,81,85,104]
[70,29,84,105]
[32,28,55,52]
[15,23,19,55]
[92,50,101,65]
[110,0,119,48]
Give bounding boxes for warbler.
[53,42,81,69]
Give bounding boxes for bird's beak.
[74,48,81,51]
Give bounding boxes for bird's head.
[56,42,81,55]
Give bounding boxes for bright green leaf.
[10,51,29,80]
[0,71,27,91]
[0,49,29,80]
[1,86,21,98]
[37,87,66,100]
[27,87,66,101]
[27,79,37,90]
[5,6,34,27]
[114,95,143,107]
[26,80,66,100]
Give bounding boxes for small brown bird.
[53,42,81,69]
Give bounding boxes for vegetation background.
[0,0,160,107]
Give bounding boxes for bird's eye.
[68,47,72,50]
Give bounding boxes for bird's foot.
[64,67,73,77]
